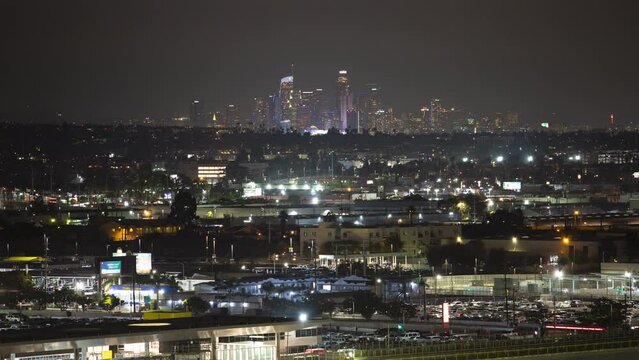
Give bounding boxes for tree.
[185,296,210,314]
[382,300,417,322]
[349,291,382,320]
[406,206,416,225]
[384,234,402,252]
[261,281,274,296]
[101,295,122,312]
[278,210,289,240]
[581,297,628,328]
[170,190,197,225]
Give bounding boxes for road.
[509,347,639,359]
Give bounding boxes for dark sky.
[1,0,638,125]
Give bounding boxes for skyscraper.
[428,98,444,131]
[225,104,239,128]
[336,70,353,132]
[252,97,271,131]
[189,100,204,127]
[297,90,315,131]
[362,84,382,131]
[279,75,297,130]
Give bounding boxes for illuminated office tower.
[225,104,239,128]
[428,98,444,131]
[337,70,353,132]
[189,100,205,127]
[252,97,271,131]
[363,84,382,131]
[296,90,315,131]
[279,75,297,129]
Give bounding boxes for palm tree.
[407,205,416,225]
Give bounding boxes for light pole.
[553,269,564,323]
[625,271,633,303]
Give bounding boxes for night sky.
[1,0,638,125]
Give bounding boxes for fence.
[281,330,639,360]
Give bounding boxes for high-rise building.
[296,90,315,131]
[336,70,353,132]
[428,98,445,131]
[362,84,382,131]
[252,97,271,131]
[225,104,239,128]
[189,100,205,127]
[505,111,520,131]
[310,88,332,130]
[279,75,297,130]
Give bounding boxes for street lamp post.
[625,271,633,303]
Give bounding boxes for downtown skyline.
[1,0,639,126]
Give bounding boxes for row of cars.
[319,330,476,348]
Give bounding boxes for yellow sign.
[101,350,113,359]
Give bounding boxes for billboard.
[503,181,522,191]
[100,261,122,275]
[135,253,152,274]
[112,252,153,275]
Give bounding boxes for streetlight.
[553,270,564,321]
[512,236,517,251]
[563,237,574,273]
[625,271,633,303]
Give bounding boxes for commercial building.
[0,317,325,360]
[197,164,227,184]
[279,75,297,129]
[336,70,353,132]
[300,222,461,258]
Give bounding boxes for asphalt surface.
[506,347,639,359]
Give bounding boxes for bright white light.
[625,271,632,278]
[299,312,308,322]
[554,270,564,279]
[496,156,504,162]
[436,274,442,280]
[311,197,319,205]
[527,155,534,162]
[75,282,84,291]
[289,211,298,216]
[575,155,581,161]
[159,289,165,295]
[462,157,468,162]
[387,213,392,218]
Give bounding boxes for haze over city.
[3,1,639,360]
[2,0,639,125]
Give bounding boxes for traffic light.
[397,323,404,332]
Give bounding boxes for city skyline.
[2,0,639,125]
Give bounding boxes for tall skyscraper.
[428,98,444,131]
[297,90,315,131]
[336,70,353,132]
[362,84,382,131]
[252,97,271,131]
[225,104,239,127]
[189,100,204,127]
[279,75,297,130]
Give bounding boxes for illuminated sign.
[442,302,450,324]
[541,122,550,128]
[113,252,152,275]
[503,181,522,191]
[100,261,122,275]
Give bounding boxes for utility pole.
[504,272,509,325]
